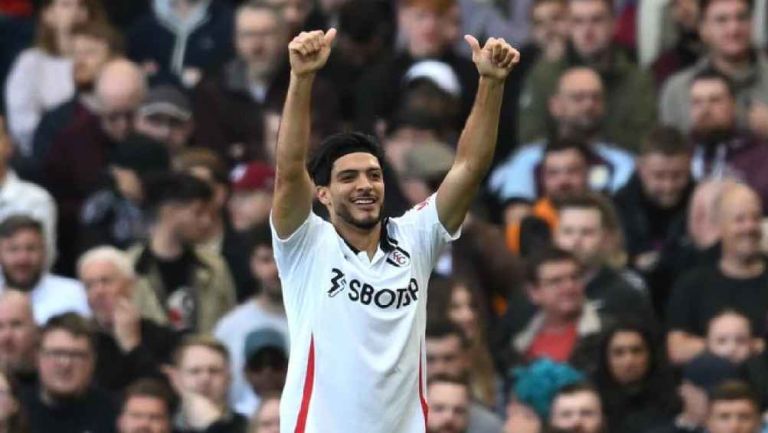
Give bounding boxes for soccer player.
[271,28,519,432]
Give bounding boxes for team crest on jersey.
[386,247,411,267]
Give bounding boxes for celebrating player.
[271,28,519,432]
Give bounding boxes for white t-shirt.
[272,194,459,433]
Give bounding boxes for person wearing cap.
[80,134,170,251]
[135,85,195,156]
[241,329,288,415]
[647,353,742,433]
[228,162,275,233]
[214,225,288,417]
[355,0,478,134]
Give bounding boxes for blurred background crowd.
[0,0,767,432]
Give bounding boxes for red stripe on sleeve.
[294,336,316,433]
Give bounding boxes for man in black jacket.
[613,126,695,316]
[21,313,118,433]
[78,245,179,391]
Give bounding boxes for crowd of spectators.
[0,0,768,432]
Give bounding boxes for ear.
[316,186,331,207]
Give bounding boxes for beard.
[691,125,735,147]
[335,202,382,230]
[3,269,41,292]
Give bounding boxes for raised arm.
[272,29,336,238]
[436,36,520,233]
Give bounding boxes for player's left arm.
[436,36,520,234]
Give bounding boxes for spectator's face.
[236,8,284,77]
[607,330,650,386]
[688,180,727,249]
[637,152,692,209]
[426,382,470,433]
[118,396,171,433]
[79,259,133,329]
[673,0,700,31]
[250,245,281,299]
[229,190,273,232]
[549,391,604,433]
[245,348,287,396]
[555,208,606,267]
[529,259,585,319]
[550,70,604,136]
[0,374,19,426]
[425,335,466,379]
[319,153,385,231]
[541,149,589,200]
[72,34,111,91]
[0,229,46,291]
[707,400,760,433]
[699,0,751,60]
[176,346,230,406]
[251,398,280,433]
[262,0,311,35]
[689,79,737,136]
[134,113,193,154]
[718,187,762,261]
[166,199,213,244]
[532,0,570,49]
[448,285,478,340]
[0,294,37,371]
[43,0,89,33]
[568,0,613,59]
[399,5,449,58]
[707,314,752,364]
[99,95,141,143]
[38,330,94,399]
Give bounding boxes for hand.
[465,35,520,81]
[748,101,768,139]
[165,367,223,429]
[113,297,141,353]
[288,29,337,77]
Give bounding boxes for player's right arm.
[272,29,336,239]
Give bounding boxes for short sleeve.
[270,212,325,271]
[393,193,461,269]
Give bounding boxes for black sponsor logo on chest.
[328,268,419,309]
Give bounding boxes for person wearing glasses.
[19,313,118,433]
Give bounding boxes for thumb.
[464,35,481,54]
[324,28,337,45]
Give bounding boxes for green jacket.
[127,244,236,334]
[518,47,657,152]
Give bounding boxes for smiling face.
[318,152,385,231]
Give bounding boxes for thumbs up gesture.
[288,29,337,76]
[464,35,520,81]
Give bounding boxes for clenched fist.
[289,29,337,76]
[465,35,520,81]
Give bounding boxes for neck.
[542,312,578,330]
[0,165,9,185]
[720,253,764,278]
[149,225,183,259]
[711,51,753,76]
[56,31,74,56]
[255,292,284,314]
[336,220,382,259]
[246,65,270,86]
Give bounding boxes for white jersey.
[272,194,459,433]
